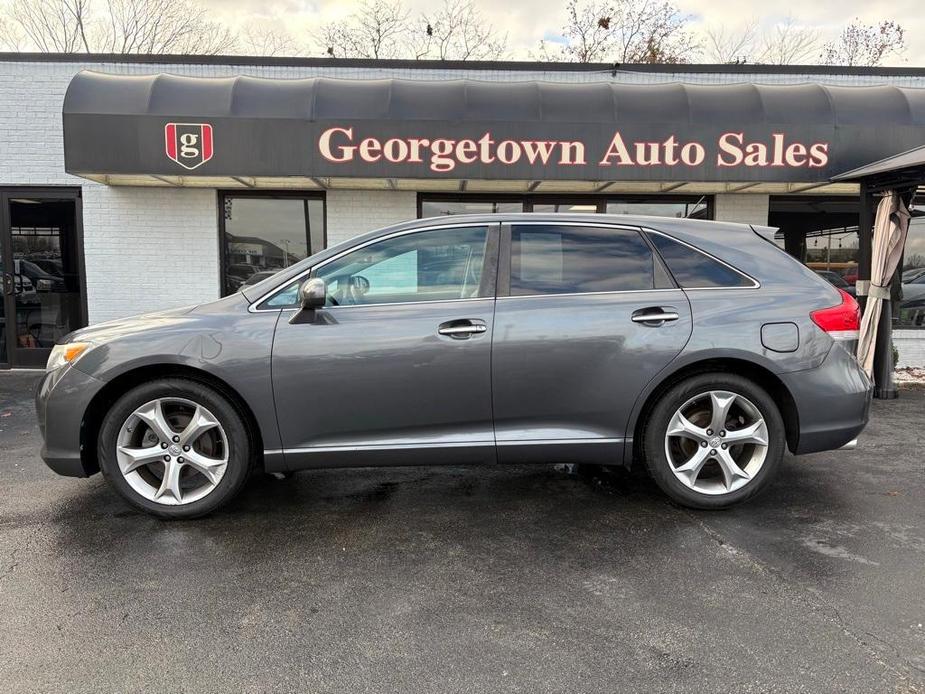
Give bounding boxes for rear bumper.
[35,366,106,477]
[780,343,872,455]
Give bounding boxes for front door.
[270,224,499,470]
[0,191,86,368]
[492,222,693,464]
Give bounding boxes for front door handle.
[2,273,13,296]
[438,319,488,338]
[631,308,680,325]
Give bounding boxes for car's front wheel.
[97,378,253,519]
[642,373,786,509]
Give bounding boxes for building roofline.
[2,51,925,76]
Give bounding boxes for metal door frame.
[0,187,87,369]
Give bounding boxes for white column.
[325,190,418,247]
[713,194,770,225]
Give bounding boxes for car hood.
[63,303,201,344]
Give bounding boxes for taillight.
[810,288,860,340]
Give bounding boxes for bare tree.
[537,0,614,62]
[238,25,299,57]
[821,19,905,66]
[0,14,26,50]
[702,19,759,63]
[413,0,506,60]
[757,16,818,65]
[3,0,236,54]
[8,0,92,52]
[99,0,236,54]
[618,0,697,64]
[538,0,696,64]
[316,0,410,59]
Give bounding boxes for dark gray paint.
[63,72,925,182]
[36,213,871,479]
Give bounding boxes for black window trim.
[644,227,761,290]
[251,221,501,311]
[218,189,327,299]
[498,220,677,299]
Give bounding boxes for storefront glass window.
[605,199,709,219]
[419,195,712,219]
[221,193,324,296]
[531,202,600,214]
[420,199,523,217]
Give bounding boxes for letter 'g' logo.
[165,123,213,170]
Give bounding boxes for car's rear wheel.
[642,373,785,509]
[97,378,253,519]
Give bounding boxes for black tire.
[642,372,786,510]
[97,378,253,519]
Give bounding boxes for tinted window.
[263,226,488,308]
[510,225,655,296]
[647,232,753,288]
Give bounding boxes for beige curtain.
[856,191,912,375]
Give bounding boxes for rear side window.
[647,232,754,288]
[510,225,655,295]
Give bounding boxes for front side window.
[509,224,655,296]
[263,226,488,308]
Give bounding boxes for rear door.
[491,221,692,464]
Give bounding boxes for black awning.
[831,142,925,190]
[63,71,925,183]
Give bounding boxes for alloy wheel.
[115,397,229,506]
[664,390,769,495]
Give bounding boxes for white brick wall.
[82,187,219,323]
[325,190,417,247]
[713,194,770,225]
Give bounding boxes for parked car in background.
[36,214,871,519]
[241,269,279,288]
[902,272,925,304]
[902,267,925,284]
[815,270,856,296]
[224,263,261,293]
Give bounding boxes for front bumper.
[780,343,872,455]
[35,366,106,477]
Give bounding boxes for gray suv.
[36,214,871,518]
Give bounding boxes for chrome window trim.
[248,218,760,312]
[496,288,682,301]
[248,221,495,313]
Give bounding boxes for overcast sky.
[196,0,923,65]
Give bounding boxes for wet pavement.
[1,370,923,693]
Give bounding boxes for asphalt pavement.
[1,370,923,693]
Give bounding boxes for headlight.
[46,342,94,371]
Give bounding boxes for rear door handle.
[438,319,488,338]
[631,308,680,325]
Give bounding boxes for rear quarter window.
[646,231,755,288]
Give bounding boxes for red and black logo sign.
[165,123,213,170]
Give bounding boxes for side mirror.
[299,277,326,310]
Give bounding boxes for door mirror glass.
[299,277,326,310]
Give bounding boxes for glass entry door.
[0,191,86,368]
